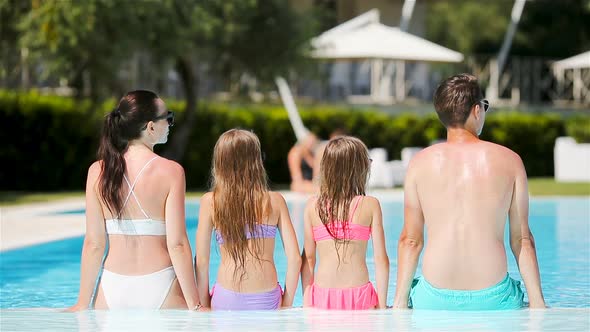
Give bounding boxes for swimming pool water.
[1,308,588,331]
[1,197,589,330]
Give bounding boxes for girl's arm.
[369,197,390,309]
[300,197,317,306]
[274,192,302,307]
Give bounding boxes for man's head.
[433,73,489,136]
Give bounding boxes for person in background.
[288,129,347,193]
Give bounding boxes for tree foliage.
[12,0,317,99]
[427,0,590,57]
[6,0,319,159]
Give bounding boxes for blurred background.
[0,0,589,195]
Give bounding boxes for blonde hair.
[211,129,269,280]
[316,136,370,253]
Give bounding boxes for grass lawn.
[1,178,588,206]
[0,191,206,206]
[527,178,590,196]
[0,191,84,206]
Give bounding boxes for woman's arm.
[300,197,317,306]
[274,193,302,307]
[67,162,107,311]
[165,162,199,310]
[369,197,390,309]
[195,193,214,308]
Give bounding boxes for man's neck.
[446,127,479,143]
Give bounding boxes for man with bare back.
[393,74,545,310]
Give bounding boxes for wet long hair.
[97,90,160,218]
[316,136,371,257]
[210,129,270,281]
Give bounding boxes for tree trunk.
[162,55,198,162]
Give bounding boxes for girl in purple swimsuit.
[195,129,302,310]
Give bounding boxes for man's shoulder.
[480,140,522,161]
[409,144,440,161]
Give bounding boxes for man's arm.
[509,155,546,308]
[393,160,424,309]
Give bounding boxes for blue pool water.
[1,197,589,330]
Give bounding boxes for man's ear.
[472,104,481,120]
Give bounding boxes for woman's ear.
[146,120,154,132]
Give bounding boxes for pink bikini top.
[312,196,371,241]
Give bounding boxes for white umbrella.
[310,12,463,104]
[552,51,590,104]
[553,51,590,70]
[311,21,463,63]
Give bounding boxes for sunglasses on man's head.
[480,99,490,112]
[142,111,175,130]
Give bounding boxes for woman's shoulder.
[86,161,102,184]
[142,156,184,183]
[154,156,184,173]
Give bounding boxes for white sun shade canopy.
[553,51,590,70]
[311,21,464,63]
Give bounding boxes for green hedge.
[565,116,590,143]
[0,90,586,190]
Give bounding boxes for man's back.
[393,73,544,310]
[411,140,521,289]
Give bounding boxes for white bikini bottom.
[100,266,176,309]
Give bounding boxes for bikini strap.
[118,156,159,219]
[348,195,363,222]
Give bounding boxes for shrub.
[0,91,585,190]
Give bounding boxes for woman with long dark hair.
[195,129,301,310]
[68,90,200,311]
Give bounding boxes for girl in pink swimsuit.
[301,136,390,310]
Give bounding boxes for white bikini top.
[105,157,166,236]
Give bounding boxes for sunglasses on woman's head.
[142,111,175,130]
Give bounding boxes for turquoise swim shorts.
[409,274,524,310]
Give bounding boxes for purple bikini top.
[215,224,278,245]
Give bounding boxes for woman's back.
[101,153,177,275]
[70,90,199,311]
